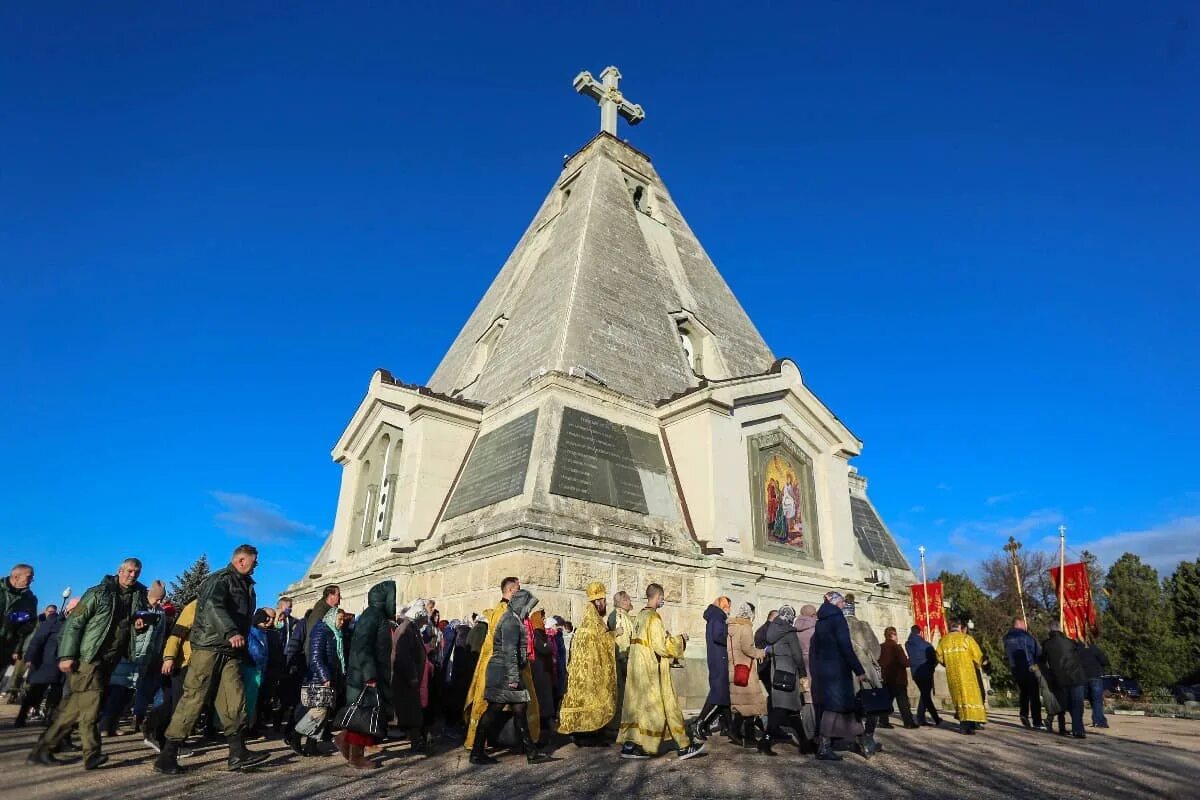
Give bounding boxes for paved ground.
[2,706,1197,800]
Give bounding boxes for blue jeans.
[1087,678,1108,726]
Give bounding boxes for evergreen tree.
[168,554,210,606]
[1100,553,1182,689]
[1165,558,1200,683]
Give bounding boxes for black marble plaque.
[549,407,667,514]
[443,410,538,519]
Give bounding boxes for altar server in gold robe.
[617,583,705,760]
[558,581,617,745]
[936,619,988,734]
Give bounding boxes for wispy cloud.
[950,508,1065,542]
[1039,516,1200,576]
[936,482,952,491]
[909,505,926,513]
[985,491,1023,506]
[212,491,321,544]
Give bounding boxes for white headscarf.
[404,598,430,622]
[734,602,755,621]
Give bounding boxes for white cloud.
[950,508,1065,542]
[1041,516,1200,576]
[985,491,1023,506]
[212,491,321,544]
[936,482,952,491]
[909,505,926,513]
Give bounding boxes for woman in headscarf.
[470,589,550,765]
[809,591,869,761]
[340,580,396,769]
[762,605,808,754]
[289,602,346,756]
[393,598,431,753]
[726,602,767,749]
[529,609,556,745]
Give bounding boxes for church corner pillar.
[327,456,361,561]
[821,452,858,578]
[661,396,741,552]
[386,402,478,550]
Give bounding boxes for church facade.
[288,67,914,705]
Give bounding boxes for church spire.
[573,66,645,136]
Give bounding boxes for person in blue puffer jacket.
[287,605,345,757]
[242,608,273,733]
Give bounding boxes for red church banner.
[1049,562,1097,641]
[910,581,947,636]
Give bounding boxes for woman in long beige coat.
[727,602,767,749]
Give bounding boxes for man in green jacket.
[1,563,38,671]
[154,543,270,774]
[29,558,147,769]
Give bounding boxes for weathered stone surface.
[427,135,774,406]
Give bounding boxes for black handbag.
[332,685,387,738]
[770,653,797,692]
[857,686,893,715]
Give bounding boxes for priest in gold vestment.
[463,578,540,748]
[936,620,987,734]
[558,581,617,744]
[617,583,705,760]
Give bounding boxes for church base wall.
[291,536,917,713]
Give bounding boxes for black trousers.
[1016,673,1042,725]
[886,682,916,726]
[17,682,64,724]
[914,675,940,723]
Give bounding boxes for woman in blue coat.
[690,596,731,740]
[288,605,345,756]
[809,592,867,761]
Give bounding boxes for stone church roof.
[426,132,776,406]
[850,496,912,571]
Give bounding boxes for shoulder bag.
[332,685,387,739]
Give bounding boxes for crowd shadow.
[1,708,1197,800]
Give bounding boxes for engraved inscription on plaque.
[549,407,670,515]
[444,410,538,519]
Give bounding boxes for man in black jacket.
[154,544,270,774]
[1,564,38,673]
[1077,641,1111,728]
[1041,621,1087,738]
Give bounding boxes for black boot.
[514,713,549,764]
[227,731,270,770]
[27,744,59,766]
[470,708,499,765]
[728,713,745,747]
[742,717,757,749]
[816,736,842,761]
[153,740,185,775]
[854,734,873,760]
[286,728,305,756]
[690,703,722,742]
[757,733,776,756]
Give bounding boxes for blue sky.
[2,4,1197,607]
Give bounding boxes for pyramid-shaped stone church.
[289,66,914,703]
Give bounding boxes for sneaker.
[676,742,705,760]
[619,743,650,760]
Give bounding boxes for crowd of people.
[0,553,1113,775]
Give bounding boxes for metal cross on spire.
[573,66,645,136]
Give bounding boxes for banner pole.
[1058,525,1067,634]
[919,545,930,636]
[1005,536,1027,626]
